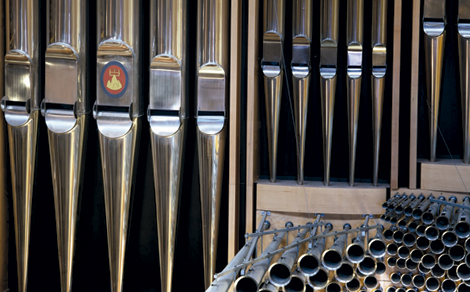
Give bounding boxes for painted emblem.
[101,61,129,98]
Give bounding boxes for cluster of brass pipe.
[206,214,386,292]
[381,193,470,292]
[262,0,388,186]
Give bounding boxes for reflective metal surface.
[458,0,470,164]
[291,0,312,185]
[42,1,89,291]
[371,0,387,186]
[148,1,187,291]
[346,0,364,186]
[262,0,285,183]
[320,0,339,186]
[196,0,229,287]
[423,0,446,162]
[1,1,40,291]
[94,1,142,291]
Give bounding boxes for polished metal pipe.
[405,258,417,271]
[455,197,470,238]
[268,226,310,286]
[404,194,424,216]
[442,279,457,292]
[383,193,401,209]
[292,0,312,184]
[436,196,457,230]
[322,224,351,270]
[364,276,378,289]
[448,244,466,262]
[397,245,409,259]
[148,1,188,291]
[395,288,406,292]
[1,1,40,291]
[346,278,361,292]
[95,1,142,291]
[386,243,397,256]
[402,232,416,247]
[438,253,454,270]
[425,225,440,241]
[298,223,333,276]
[416,224,426,236]
[385,286,396,292]
[430,239,445,254]
[458,0,470,163]
[387,194,408,211]
[458,282,470,292]
[383,226,396,240]
[234,227,289,292]
[368,227,386,258]
[416,236,430,250]
[326,282,343,292]
[196,0,230,287]
[335,261,355,283]
[421,254,437,269]
[410,248,423,263]
[370,0,387,186]
[457,262,470,281]
[357,255,376,275]
[447,265,459,281]
[442,229,458,247]
[412,195,434,219]
[346,218,369,263]
[346,0,364,185]
[305,283,314,292]
[320,0,339,185]
[284,270,306,292]
[418,262,431,274]
[42,1,89,291]
[422,196,445,224]
[465,237,470,252]
[375,261,386,275]
[386,257,396,268]
[262,0,285,182]
[425,277,440,292]
[407,219,420,233]
[423,0,446,162]
[400,273,412,287]
[308,267,329,289]
[412,274,425,289]
[431,265,445,278]
[396,195,416,214]
[392,229,404,244]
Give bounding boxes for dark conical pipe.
[457,262,470,281]
[425,277,440,292]
[421,254,436,269]
[358,255,376,275]
[396,258,406,270]
[402,232,416,247]
[308,267,329,289]
[430,239,445,254]
[386,257,396,268]
[397,245,410,259]
[447,265,459,281]
[364,276,378,289]
[442,230,458,247]
[390,272,401,284]
[418,262,431,274]
[438,253,454,270]
[416,236,430,250]
[425,225,440,241]
[442,279,457,292]
[375,261,386,275]
[405,258,417,271]
[412,274,425,289]
[432,264,445,278]
[404,194,425,216]
[400,274,412,287]
[347,278,361,292]
[449,244,466,261]
[335,261,355,283]
[410,249,423,263]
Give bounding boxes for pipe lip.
[412,274,425,288]
[284,275,305,292]
[447,265,460,281]
[396,258,406,270]
[268,262,292,287]
[392,230,404,243]
[298,253,320,277]
[425,226,440,241]
[375,262,386,275]
[386,243,398,256]
[410,249,423,263]
[455,221,470,239]
[416,236,430,250]
[369,239,386,258]
[416,224,426,236]
[364,276,378,289]
[400,274,412,287]
[383,229,393,241]
[346,243,365,263]
[425,277,440,291]
[438,254,454,270]
[442,231,458,247]
[322,249,343,270]
[430,239,445,254]
[436,215,450,230]
[405,258,418,271]
[431,265,445,278]
[390,272,401,284]
[449,245,466,262]
[386,286,397,292]
[418,262,431,274]
[346,278,361,292]
[402,233,416,247]
[397,246,410,259]
[358,256,377,275]
[386,257,397,268]
[421,254,436,269]
[421,211,435,225]
[335,262,355,283]
[234,275,259,292]
[457,263,470,281]
[308,267,329,289]
[458,282,470,292]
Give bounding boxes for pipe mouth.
[390,217,398,224]
[396,258,406,270]
[457,263,470,281]
[405,258,418,271]
[404,206,414,216]
[305,283,314,292]
[448,265,460,281]
[369,239,386,258]
[400,274,412,287]
[268,263,292,287]
[346,243,365,263]
[416,236,430,250]
[438,254,454,270]
[386,287,397,292]
[442,279,456,292]
[402,233,416,247]
[397,246,410,259]
[397,218,408,228]
[458,282,470,292]
[298,254,320,276]
[455,221,470,238]
[416,224,426,236]
[408,223,418,234]
[425,226,439,241]
[421,211,435,224]
[425,277,440,291]
[392,230,404,243]
[335,262,354,283]
[235,276,259,292]
[285,275,305,292]
[431,265,445,278]
[421,254,436,269]
[395,205,404,213]
[418,262,431,274]
[410,249,423,263]
[386,257,397,268]
[308,268,328,288]
[358,256,376,275]
[383,229,393,240]
[396,288,406,292]
[449,245,466,261]
[442,231,458,247]
[412,208,423,219]
[346,278,361,292]
[322,249,343,270]
[412,274,425,288]
[390,272,401,284]
[386,243,398,255]
[364,276,378,289]
[466,238,470,253]
[430,239,445,254]
[375,262,386,275]
[326,282,342,292]
[436,215,450,230]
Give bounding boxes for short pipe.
[346,278,361,292]
[364,276,378,289]
[410,249,423,263]
[308,267,329,289]
[421,254,436,269]
[438,253,454,270]
[455,221,470,239]
[412,274,425,289]
[418,262,431,275]
[457,263,470,281]
[326,282,342,292]
[449,244,466,262]
[386,243,398,256]
[425,277,440,292]
[386,257,396,268]
[405,258,417,271]
[390,272,401,284]
[442,231,458,247]
[375,261,386,275]
[442,279,456,292]
[400,274,412,287]
[402,233,416,247]
[431,265,445,278]
[425,225,440,241]
[447,265,459,281]
[430,239,445,254]
[357,255,376,275]
[416,236,430,250]
[285,274,305,292]
[397,245,410,259]
[335,262,355,283]
[396,258,406,270]
[346,243,365,263]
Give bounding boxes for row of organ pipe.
[1,0,227,291]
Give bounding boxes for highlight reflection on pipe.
[458,0,470,164]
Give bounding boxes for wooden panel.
[391,0,402,190]
[0,0,7,289]
[409,0,421,189]
[256,180,388,215]
[420,159,470,193]
[228,0,242,261]
[246,0,260,234]
[395,187,470,202]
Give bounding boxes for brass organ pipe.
[307,267,329,289]
[148,1,187,291]
[447,265,459,281]
[421,254,437,269]
[357,255,377,275]
[404,194,425,216]
[459,283,470,292]
[412,195,434,219]
[234,225,290,292]
[458,0,470,164]
[386,287,396,292]
[425,225,439,241]
[347,278,361,292]
[423,0,446,162]
[442,279,457,292]
[400,273,412,287]
[291,0,312,185]
[42,0,88,291]
[262,0,285,183]
[364,276,378,289]
[371,0,387,186]
[320,0,339,185]
[1,1,40,291]
[284,270,306,292]
[268,225,311,287]
[387,194,408,211]
[346,0,364,186]
[425,277,440,292]
[94,1,142,291]
[396,195,416,214]
[448,244,465,261]
[412,274,425,289]
[421,196,445,224]
[206,219,270,292]
[368,228,386,258]
[409,248,423,263]
[436,196,457,230]
[322,223,351,270]
[457,262,470,281]
[346,216,370,263]
[383,193,401,209]
[455,197,470,238]
[335,261,355,283]
[196,0,230,287]
[298,223,333,276]
[431,265,445,278]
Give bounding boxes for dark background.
[3,0,465,291]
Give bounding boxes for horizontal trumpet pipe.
[430,239,445,254]
[245,222,324,238]
[421,254,437,269]
[385,287,396,292]
[326,282,342,292]
[284,270,306,292]
[390,272,401,284]
[358,255,377,275]
[438,253,454,270]
[410,248,423,263]
[425,276,440,292]
[386,257,397,268]
[412,274,425,289]
[397,245,410,259]
[392,230,404,244]
[375,261,386,275]
[308,267,329,289]
[402,232,416,247]
[347,278,361,292]
[457,262,470,281]
[421,196,445,225]
[383,193,402,209]
[442,230,458,247]
[322,224,351,270]
[416,224,426,237]
[418,262,431,274]
[431,265,445,278]
[465,237,470,252]
[425,225,440,241]
[447,265,459,281]
[335,261,355,283]
[368,229,386,258]
[404,194,425,216]
[442,279,456,292]
[436,196,457,230]
[449,244,465,261]
[412,195,434,219]
[405,258,417,271]
[364,276,378,289]
[400,274,412,287]
[258,281,278,292]
[298,223,333,276]
[395,195,416,214]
